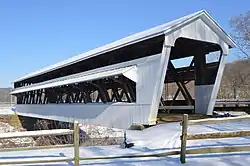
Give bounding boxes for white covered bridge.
[11,10,236,129]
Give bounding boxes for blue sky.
[0,0,249,87]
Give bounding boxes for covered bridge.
[11,10,236,129]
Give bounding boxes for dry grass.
[80,137,123,146]
[0,114,22,128]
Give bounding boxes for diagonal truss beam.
[16,76,136,104]
[110,77,133,103]
[168,61,193,105]
[170,57,194,105]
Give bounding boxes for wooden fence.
[1,115,250,165]
[180,114,250,163]
[0,121,79,166]
[0,120,180,165]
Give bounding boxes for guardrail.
[180,114,250,163]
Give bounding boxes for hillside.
[220,58,250,98]
[0,88,13,103]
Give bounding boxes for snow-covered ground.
[0,108,14,115]
[0,120,250,165]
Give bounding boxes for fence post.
[74,121,80,166]
[180,114,188,164]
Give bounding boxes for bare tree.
[221,59,250,99]
[230,11,250,58]
[218,11,250,99]
[218,12,250,99]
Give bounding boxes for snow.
[0,119,250,165]
[214,111,248,117]
[0,108,14,115]
[0,103,15,115]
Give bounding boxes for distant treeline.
[0,88,13,103]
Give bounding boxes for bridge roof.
[13,10,236,83]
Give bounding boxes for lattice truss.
[16,76,136,104]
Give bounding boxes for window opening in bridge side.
[16,76,136,104]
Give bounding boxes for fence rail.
[187,130,250,140]
[0,144,74,152]
[188,115,250,125]
[186,145,250,155]
[0,129,73,139]
[0,157,75,165]
[180,114,250,163]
